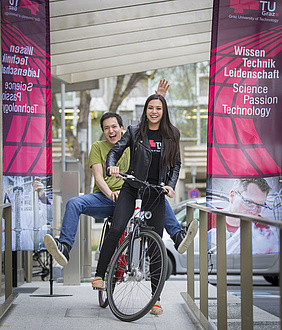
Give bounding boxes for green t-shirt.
[88,140,130,193]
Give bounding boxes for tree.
[109,71,156,113]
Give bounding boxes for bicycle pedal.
[92,286,105,291]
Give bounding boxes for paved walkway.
[0,277,201,330]
[1,273,280,329]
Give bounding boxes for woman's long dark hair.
[139,94,180,168]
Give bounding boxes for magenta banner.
[207,0,282,256]
[1,0,52,250]
[1,0,51,176]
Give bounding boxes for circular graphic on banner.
[189,189,200,199]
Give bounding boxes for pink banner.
[207,0,282,256]
[1,0,52,176]
[1,0,52,250]
[208,1,282,179]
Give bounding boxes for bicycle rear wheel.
[107,228,167,322]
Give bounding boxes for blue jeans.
[59,192,181,247]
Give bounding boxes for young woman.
[92,94,181,315]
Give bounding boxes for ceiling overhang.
[50,0,213,85]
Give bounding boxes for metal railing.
[182,202,282,330]
[0,203,18,319]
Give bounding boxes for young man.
[224,178,271,234]
[44,85,198,267]
[208,178,279,254]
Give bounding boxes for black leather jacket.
[106,125,181,189]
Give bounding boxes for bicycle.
[95,172,168,322]
[32,249,50,281]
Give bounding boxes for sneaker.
[44,234,70,266]
[172,219,198,254]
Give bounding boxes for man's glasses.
[235,191,269,212]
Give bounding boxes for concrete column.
[62,171,80,285]
[80,213,92,281]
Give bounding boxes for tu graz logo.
[7,0,39,15]
[230,0,278,16]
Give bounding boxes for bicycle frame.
[98,172,168,321]
[127,189,143,275]
[119,173,167,276]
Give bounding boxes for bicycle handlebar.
[118,172,169,195]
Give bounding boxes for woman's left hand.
[164,185,175,198]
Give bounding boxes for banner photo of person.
[1,1,52,251]
[206,177,281,255]
[3,176,53,251]
[207,1,282,254]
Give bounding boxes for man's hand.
[156,79,169,98]
[34,179,44,198]
[164,185,175,198]
[109,190,120,202]
[108,166,120,177]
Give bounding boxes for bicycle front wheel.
[98,289,109,308]
[107,228,167,322]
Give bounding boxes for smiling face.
[146,99,163,130]
[102,117,123,146]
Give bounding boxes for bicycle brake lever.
[125,174,135,180]
[119,172,135,181]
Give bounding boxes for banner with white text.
[1,0,52,250]
[207,0,282,255]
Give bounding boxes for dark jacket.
[106,125,181,189]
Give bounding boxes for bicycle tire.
[98,289,109,308]
[97,218,115,309]
[107,228,167,322]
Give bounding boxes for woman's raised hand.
[155,79,169,98]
